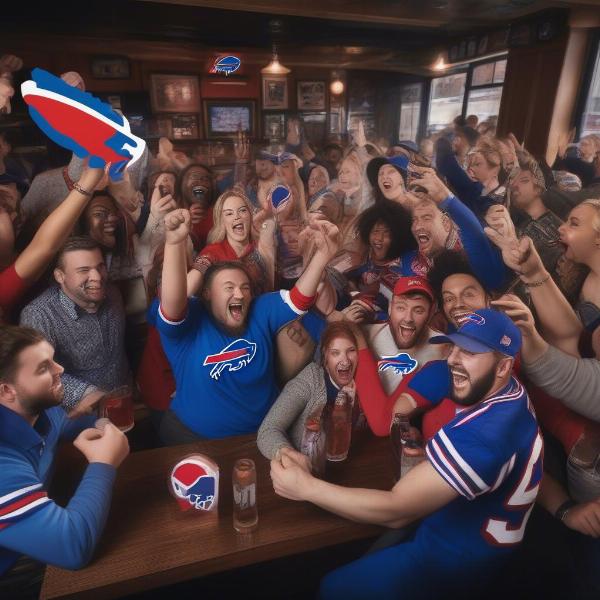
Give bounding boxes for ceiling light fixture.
[330,70,345,95]
[433,54,447,71]
[261,44,290,75]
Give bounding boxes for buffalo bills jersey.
[0,405,113,575]
[155,290,305,438]
[423,377,543,557]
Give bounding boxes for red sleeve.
[288,286,316,311]
[355,348,401,436]
[0,263,29,317]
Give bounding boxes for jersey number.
[484,432,543,546]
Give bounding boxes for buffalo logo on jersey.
[462,312,486,326]
[21,68,145,181]
[170,458,219,512]
[203,338,257,380]
[378,352,418,375]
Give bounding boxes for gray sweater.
[524,344,600,423]
[257,362,327,460]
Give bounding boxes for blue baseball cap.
[429,308,521,357]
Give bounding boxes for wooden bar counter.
[41,432,394,599]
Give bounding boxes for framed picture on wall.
[171,114,200,139]
[91,56,130,79]
[297,81,326,111]
[262,76,288,109]
[300,112,327,145]
[263,112,286,141]
[150,74,200,113]
[203,99,256,138]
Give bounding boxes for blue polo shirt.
[0,405,115,575]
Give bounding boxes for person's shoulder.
[21,286,58,316]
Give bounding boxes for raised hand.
[150,186,177,221]
[234,127,249,162]
[490,293,537,338]
[485,204,516,240]
[306,219,340,259]
[484,231,545,281]
[353,120,367,148]
[164,208,191,245]
[73,422,130,468]
[287,118,301,146]
[408,165,451,204]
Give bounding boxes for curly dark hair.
[356,199,416,260]
[427,250,481,304]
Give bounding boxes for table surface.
[41,432,395,600]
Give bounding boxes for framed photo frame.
[150,74,200,113]
[262,76,288,110]
[203,99,256,139]
[171,114,200,140]
[263,112,286,141]
[300,112,327,145]
[297,81,326,111]
[91,56,130,79]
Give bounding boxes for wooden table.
[41,433,395,600]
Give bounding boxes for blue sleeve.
[441,195,509,291]
[300,310,327,343]
[436,143,485,215]
[255,290,308,335]
[59,414,97,442]
[406,360,451,407]
[0,457,116,571]
[154,296,203,342]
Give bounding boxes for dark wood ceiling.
[4,0,588,72]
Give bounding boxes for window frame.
[575,30,600,140]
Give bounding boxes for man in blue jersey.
[0,325,129,598]
[270,309,543,599]
[155,208,339,445]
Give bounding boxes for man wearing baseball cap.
[270,308,543,599]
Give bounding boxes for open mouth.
[451,368,469,389]
[336,364,353,381]
[228,302,244,321]
[382,181,392,190]
[398,324,416,341]
[415,232,430,246]
[232,223,245,235]
[103,225,116,234]
[451,311,472,326]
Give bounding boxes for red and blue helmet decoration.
[21,68,146,181]
[169,455,220,512]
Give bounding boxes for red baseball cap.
[392,276,434,303]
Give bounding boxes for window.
[398,83,423,141]
[580,42,600,137]
[466,58,506,123]
[427,73,467,134]
[425,56,507,135]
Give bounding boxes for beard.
[18,385,64,416]
[205,300,248,337]
[450,364,497,407]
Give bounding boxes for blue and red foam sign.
[209,55,241,76]
[21,68,146,181]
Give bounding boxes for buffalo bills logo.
[21,68,145,181]
[211,55,241,76]
[462,312,486,326]
[203,338,257,380]
[378,353,418,375]
[170,459,218,511]
[270,184,291,212]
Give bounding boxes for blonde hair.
[581,199,600,235]
[207,186,255,245]
[581,134,600,154]
[470,138,503,170]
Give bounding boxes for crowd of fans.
[2,64,600,598]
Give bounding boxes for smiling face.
[308,166,329,198]
[324,335,358,388]
[369,220,392,261]
[183,166,212,204]
[54,248,108,311]
[222,195,251,247]
[378,164,405,200]
[6,341,65,415]
[84,195,119,249]
[389,292,432,349]
[467,151,498,184]
[411,201,451,258]
[559,204,600,265]
[338,157,361,192]
[441,273,488,328]
[447,345,502,406]
[204,268,253,335]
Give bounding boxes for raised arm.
[14,168,105,283]
[161,209,191,320]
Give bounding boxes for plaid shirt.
[20,285,130,409]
